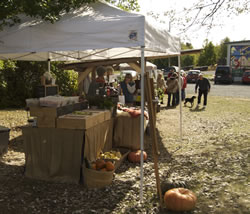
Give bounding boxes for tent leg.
[48,51,51,73]
[178,55,182,141]
[140,46,145,204]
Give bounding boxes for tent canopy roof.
[0,1,180,61]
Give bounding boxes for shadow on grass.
[189,106,206,112]
[9,135,24,153]
[0,156,135,213]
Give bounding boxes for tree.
[163,0,249,33]
[217,37,230,65]
[198,41,217,66]
[181,43,195,67]
[0,0,139,30]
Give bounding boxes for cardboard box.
[57,110,106,130]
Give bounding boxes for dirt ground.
[0,95,249,214]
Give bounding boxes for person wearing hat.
[195,73,211,108]
[166,72,179,107]
[88,66,107,96]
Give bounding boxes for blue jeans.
[181,89,186,101]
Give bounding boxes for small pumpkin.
[128,150,147,163]
[91,163,97,170]
[164,188,197,211]
[101,168,107,171]
[96,159,106,170]
[105,161,115,171]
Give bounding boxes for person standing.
[195,73,211,108]
[120,73,136,106]
[157,73,167,104]
[166,72,179,107]
[181,71,187,101]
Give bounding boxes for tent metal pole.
[178,54,182,141]
[48,52,51,73]
[140,46,145,204]
[48,59,51,73]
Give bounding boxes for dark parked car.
[186,70,200,83]
[242,70,250,84]
[214,65,233,84]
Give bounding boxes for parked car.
[186,70,201,83]
[214,65,233,84]
[242,70,250,84]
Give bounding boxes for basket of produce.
[98,148,130,170]
[83,159,115,189]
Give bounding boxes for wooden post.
[144,72,163,208]
[77,67,95,95]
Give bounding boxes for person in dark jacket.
[195,73,211,108]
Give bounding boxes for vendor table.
[113,111,148,151]
[22,119,113,184]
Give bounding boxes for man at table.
[120,73,136,105]
[88,66,106,96]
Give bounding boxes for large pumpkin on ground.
[164,188,197,211]
[128,150,147,163]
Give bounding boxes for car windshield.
[216,68,229,74]
[188,71,199,75]
[121,70,137,77]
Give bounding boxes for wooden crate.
[37,117,56,128]
[30,102,87,118]
[57,110,106,130]
[86,109,111,121]
[30,102,88,128]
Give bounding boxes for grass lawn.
[0,95,249,213]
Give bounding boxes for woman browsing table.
[120,73,136,106]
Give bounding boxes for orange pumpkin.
[101,168,107,171]
[128,150,147,163]
[164,188,197,211]
[96,159,106,170]
[91,163,97,170]
[106,161,115,171]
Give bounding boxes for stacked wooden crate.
[29,102,88,128]
[57,109,111,130]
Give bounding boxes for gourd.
[105,161,115,171]
[128,150,147,163]
[96,159,106,170]
[164,188,197,211]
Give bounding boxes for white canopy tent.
[0,1,180,61]
[119,61,157,71]
[0,0,181,204]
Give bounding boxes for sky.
[138,0,250,48]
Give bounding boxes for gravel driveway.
[186,82,250,98]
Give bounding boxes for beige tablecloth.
[84,119,113,162]
[22,119,113,183]
[22,127,84,184]
[113,111,148,151]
